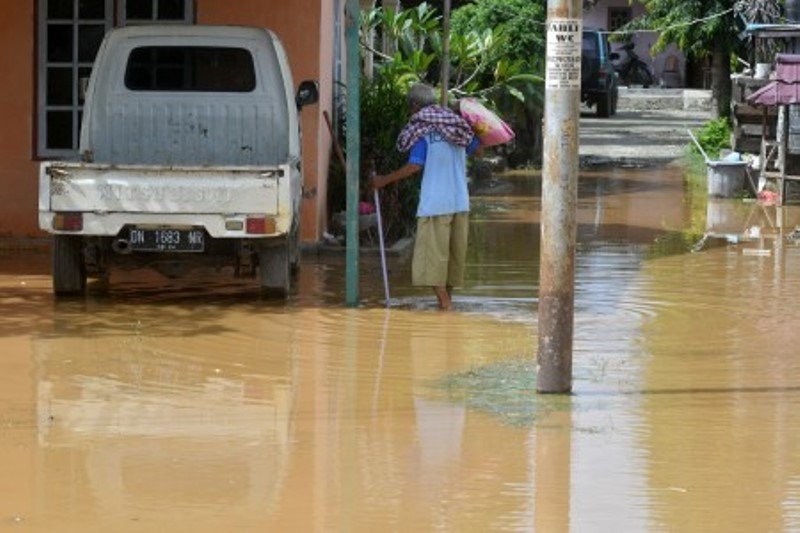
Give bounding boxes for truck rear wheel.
[596,92,611,118]
[53,235,86,296]
[258,242,290,297]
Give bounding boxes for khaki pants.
[412,213,469,287]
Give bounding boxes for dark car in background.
[581,28,619,117]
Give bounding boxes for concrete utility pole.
[345,0,361,307]
[537,0,582,393]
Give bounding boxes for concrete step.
[617,87,713,113]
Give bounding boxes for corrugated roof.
[745,23,800,33]
[748,54,800,106]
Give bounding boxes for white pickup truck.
[39,25,318,296]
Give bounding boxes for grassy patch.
[684,149,708,195]
[430,358,571,426]
[688,117,732,160]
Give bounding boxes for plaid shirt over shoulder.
[396,105,475,153]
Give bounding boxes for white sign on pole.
[545,18,582,89]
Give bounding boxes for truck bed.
[39,161,294,238]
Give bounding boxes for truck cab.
[39,25,318,296]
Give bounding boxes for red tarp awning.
[749,54,800,106]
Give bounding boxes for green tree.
[448,0,547,164]
[735,0,783,63]
[360,1,545,166]
[400,0,473,10]
[450,0,547,70]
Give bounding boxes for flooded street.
[3,165,800,531]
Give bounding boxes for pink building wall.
[0,2,38,238]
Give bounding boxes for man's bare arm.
[371,163,422,189]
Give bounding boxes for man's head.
[407,83,437,113]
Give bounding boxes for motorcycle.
[611,42,654,88]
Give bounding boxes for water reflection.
[703,199,800,252]
[31,301,298,529]
[638,220,800,532]
[531,407,571,532]
[16,295,539,530]
[2,164,800,530]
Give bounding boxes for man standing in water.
[371,83,481,310]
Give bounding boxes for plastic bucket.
[707,161,746,198]
[755,63,772,79]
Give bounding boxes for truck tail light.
[53,212,83,231]
[246,216,276,234]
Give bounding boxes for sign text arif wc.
[546,19,582,89]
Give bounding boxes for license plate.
[127,228,205,252]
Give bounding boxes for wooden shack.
[732,75,777,154]
[748,54,800,205]
[731,23,790,155]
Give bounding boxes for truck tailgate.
[44,163,282,214]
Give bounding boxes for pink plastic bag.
[459,98,515,147]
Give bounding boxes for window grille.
[37,0,194,158]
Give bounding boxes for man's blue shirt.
[408,133,479,217]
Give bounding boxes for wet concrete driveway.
[2,165,800,531]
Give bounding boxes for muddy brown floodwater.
[2,166,800,532]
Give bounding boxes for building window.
[37,0,194,158]
[608,7,632,32]
[38,0,112,157]
[121,0,194,25]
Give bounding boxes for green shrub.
[689,117,732,159]
[361,74,420,241]
[327,73,420,243]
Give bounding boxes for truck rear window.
[125,46,256,92]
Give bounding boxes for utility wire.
[533,7,735,34]
[601,7,735,36]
